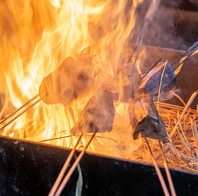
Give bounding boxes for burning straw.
[144,93,198,173]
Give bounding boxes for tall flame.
[0,0,143,158]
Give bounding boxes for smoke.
[128,0,198,50]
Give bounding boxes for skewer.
[48,133,83,196]
[54,130,97,196]
[0,94,40,125]
[127,0,161,64]
[140,58,162,79]
[170,41,198,67]
[142,131,170,196]
[131,21,149,66]
[0,93,46,131]
[156,132,177,196]
[127,21,148,63]
[173,48,198,72]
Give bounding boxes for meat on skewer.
[139,61,176,98]
[128,88,169,143]
[70,90,115,134]
[111,61,176,103]
[39,57,94,106]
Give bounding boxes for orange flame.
[0,0,143,158]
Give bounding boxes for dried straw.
[170,91,198,137]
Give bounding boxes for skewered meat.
[110,62,139,103]
[39,57,94,106]
[139,62,176,97]
[112,62,176,103]
[128,88,169,143]
[70,90,115,133]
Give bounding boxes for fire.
[0,0,143,158]
[174,48,198,76]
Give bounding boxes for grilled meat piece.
[128,88,169,143]
[70,90,115,133]
[39,57,93,106]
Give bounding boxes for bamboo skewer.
[0,97,44,132]
[157,132,176,196]
[170,41,198,68]
[130,21,149,65]
[54,130,97,196]
[173,47,198,72]
[142,131,170,196]
[48,133,83,196]
[0,92,47,131]
[0,94,40,125]
[157,60,167,111]
[127,0,161,64]
[140,58,162,79]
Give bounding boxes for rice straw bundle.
[138,92,198,172]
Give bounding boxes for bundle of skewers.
[0,0,198,195]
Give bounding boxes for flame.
[174,49,198,76]
[0,0,143,158]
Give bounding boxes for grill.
[1,135,198,195]
[0,0,198,195]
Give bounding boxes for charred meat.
[128,88,169,143]
[39,57,94,106]
[70,90,115,134]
